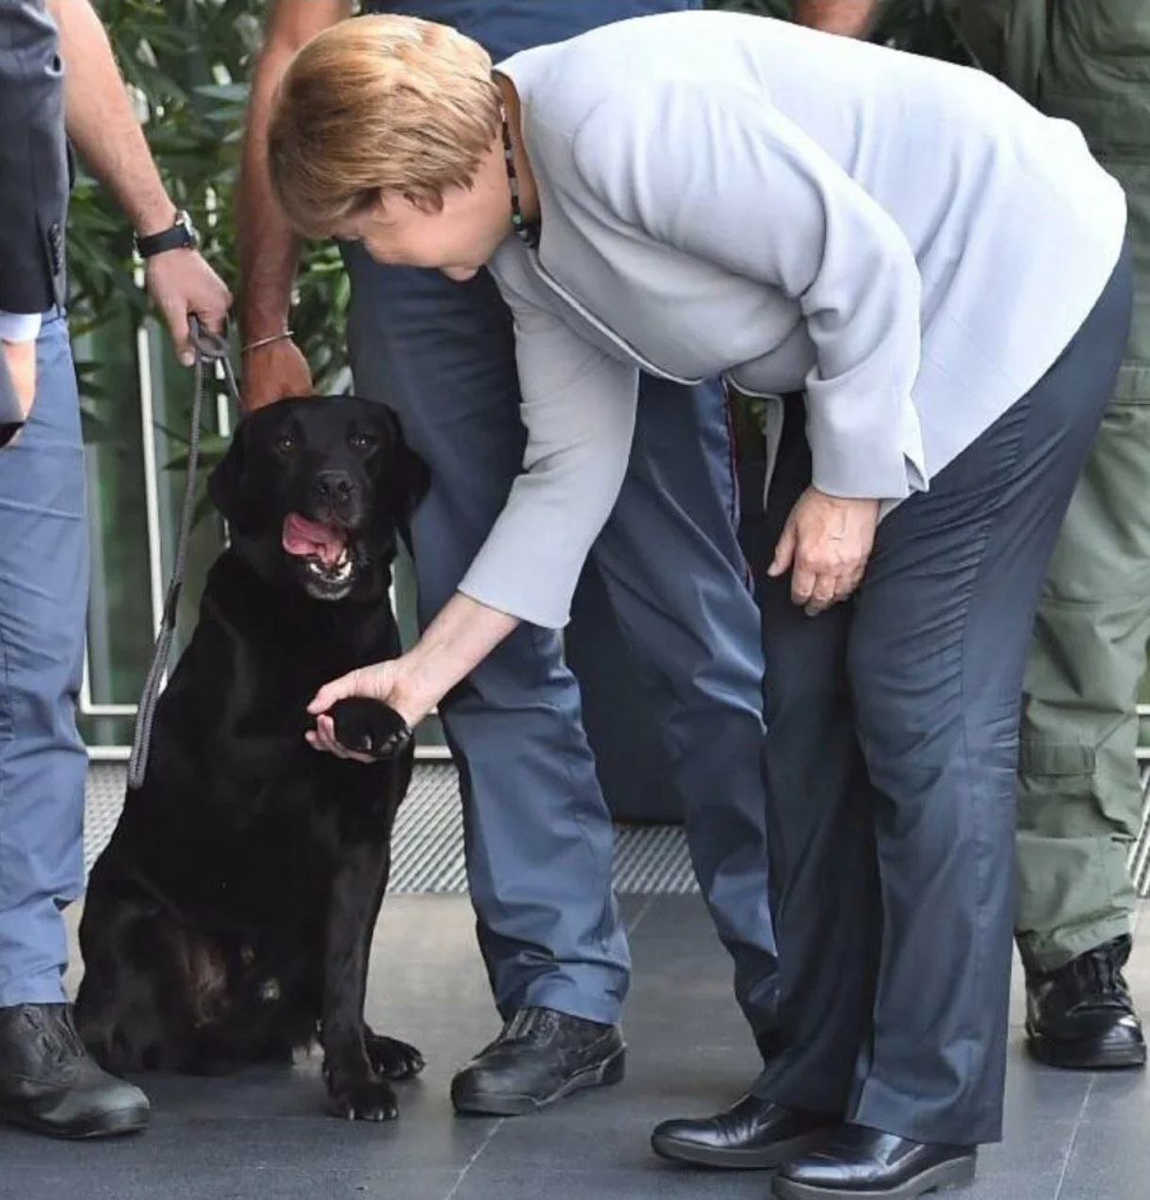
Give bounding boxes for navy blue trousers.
[753,246,1133,1144]
[0,312,87,1007]
[346,260,778,1030]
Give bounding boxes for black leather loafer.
[652,1095,839,1169]
[451,1007,624,1116]
[774,1125,976,1199]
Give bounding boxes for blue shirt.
[364,1,700,62]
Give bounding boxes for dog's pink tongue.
[282,513,345,567]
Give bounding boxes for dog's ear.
[397,439,431,517]
[207,421,248,525]
[374,404,430,524]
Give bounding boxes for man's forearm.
[50,0,174,235]
[237,0,351,341]
[793,0,881,38]
[237,39,302,340]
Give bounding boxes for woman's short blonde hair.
[268,15,502,239]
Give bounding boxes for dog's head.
[208,396,429,602]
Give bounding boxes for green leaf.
[193,82,250,104]
[164,434,232,472]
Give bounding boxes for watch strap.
[136,214,196,259]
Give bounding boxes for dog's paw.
[327,1077,399,1122]
[330,698,413,760]
[365,1031,425,1080]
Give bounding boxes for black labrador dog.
[76,396,429,1121]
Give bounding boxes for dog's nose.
[309,469,356,515]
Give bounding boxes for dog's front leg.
[320,844,396,1121]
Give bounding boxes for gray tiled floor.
[0,895,1145,1200]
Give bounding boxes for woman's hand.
[306,658,428,764]
[768,487,879,615]
[305,593,521,763]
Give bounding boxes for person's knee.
[0,672,84,747]
[847,628,967,781]
[0,599,85,742]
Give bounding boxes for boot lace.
[22,1005,86,1066]
[1071,939,1132,1008]
[501,1008,563,1047]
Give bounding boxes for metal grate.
[83,763,700,895]
[84,765,129,874]
[85,763,1150,898]
[389,765,471,893]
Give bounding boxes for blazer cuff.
[457,571,569,632]
[807,394,928,503]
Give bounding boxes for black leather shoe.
[652,1095,839,1169]
[774,1125,976,1199]
[451,1007,625,1116]
[0,1004,150,1139]
[1026,935,1146,1070]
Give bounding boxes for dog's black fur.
[76,396,430,1121]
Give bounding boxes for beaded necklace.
[502,111,541,250]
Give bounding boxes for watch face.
[176,210,199,247]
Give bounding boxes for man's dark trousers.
[346,0,777,1035]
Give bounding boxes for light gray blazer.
[457,10,1126,629]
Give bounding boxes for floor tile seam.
[441,1117,507,1200]
[1052,1073,1096,1200]
[625,895,657,936]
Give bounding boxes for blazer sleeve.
[572,79,928,504]
[457,262,640,629]
[0,0,69,314]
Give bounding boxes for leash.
[127,316,241,789]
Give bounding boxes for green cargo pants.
[957,0,1150,972]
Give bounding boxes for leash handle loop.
[127,315,240,789]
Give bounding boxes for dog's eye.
[349,432,375,451]
[275,434,298,455]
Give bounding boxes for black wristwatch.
[135,209,199,259]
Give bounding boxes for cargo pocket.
[1018,739,1098,835]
